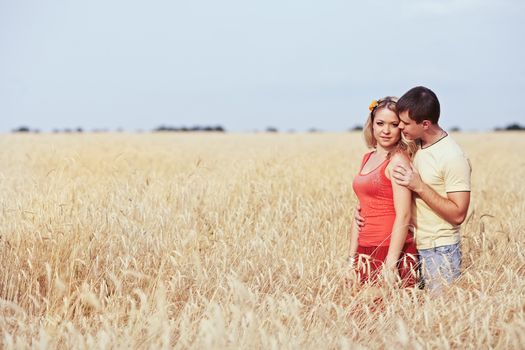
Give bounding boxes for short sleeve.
[444,155,472,192]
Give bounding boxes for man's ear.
[421,120,432,129]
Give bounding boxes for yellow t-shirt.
[413,135,472,249]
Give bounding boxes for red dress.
[352,152,418,287]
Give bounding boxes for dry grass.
[0,132,524,349]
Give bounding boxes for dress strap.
[359,152,374,172]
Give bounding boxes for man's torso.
[412,135,471,249]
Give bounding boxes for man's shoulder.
[441,136,469,161]
[428,135,468,161]
[435,137,472,179]
[415,136,470,175]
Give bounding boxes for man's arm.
[354,202,364,231]
[348,213,360,261]
[392,164,470,226]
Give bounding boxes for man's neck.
[420,125,447,148]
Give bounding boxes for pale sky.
[1,0,524,132]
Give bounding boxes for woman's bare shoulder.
[389,151,410,167]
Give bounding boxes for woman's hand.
[380,264,400,287]
[347,254,357,268]
[383,255,398,271]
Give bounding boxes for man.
[356,86,472,292]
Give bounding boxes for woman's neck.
[375,145,393,157]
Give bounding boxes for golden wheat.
[0,132,523,349]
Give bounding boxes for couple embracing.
[349,86,472,292]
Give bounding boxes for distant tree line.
[12,126,36,133]
[153,125,225,132]
[12,126,102,133]
[11,125,227,133]
[494,123,525,131]
[11,125,316,133]
[11,122,525,133]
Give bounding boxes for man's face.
[398,111,424,141]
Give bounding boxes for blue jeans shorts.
[418,242,462,292]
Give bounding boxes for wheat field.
[0,132,523,349]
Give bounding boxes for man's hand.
[354,203,364,231]
[392,163,423,193]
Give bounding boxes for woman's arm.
[384,153,412,270]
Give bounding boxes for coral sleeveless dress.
[352,152,418,287]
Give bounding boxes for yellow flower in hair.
[368,99,378,111]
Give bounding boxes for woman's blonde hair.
[363,96,418,159]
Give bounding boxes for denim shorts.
[418,242,462,292]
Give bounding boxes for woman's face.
[372,108,401,150]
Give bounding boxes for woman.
[348,97,418,287]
